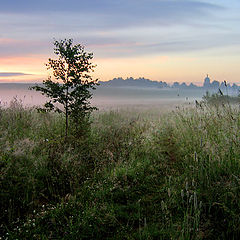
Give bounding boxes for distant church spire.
[203,74,211,88]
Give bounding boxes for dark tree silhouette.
[31,39,98,139]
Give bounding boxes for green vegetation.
[1,98,240,239]
[31,39,98,139]
[202,90,240,106]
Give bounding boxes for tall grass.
[0,99,239,239]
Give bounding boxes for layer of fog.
[0,84,206,111]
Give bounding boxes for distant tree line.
[99,76,239,95]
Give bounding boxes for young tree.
[32,39,98,139]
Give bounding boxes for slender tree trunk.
[65,66,72,141]
[65,84,69,141]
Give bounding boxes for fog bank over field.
[0,83,206,110]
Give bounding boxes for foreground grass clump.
[202,91,240,106]
[1,101,240,239]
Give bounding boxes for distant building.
[203,74,211,88]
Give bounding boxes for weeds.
[0,99,239,239]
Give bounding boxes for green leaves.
[31,39,99,138]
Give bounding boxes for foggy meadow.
[1,0,240,238]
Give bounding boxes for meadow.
[0,97,240,239]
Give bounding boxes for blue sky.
[0,0,240,84]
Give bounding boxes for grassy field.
[0,98,240,239]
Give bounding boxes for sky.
[0,0,240,85]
